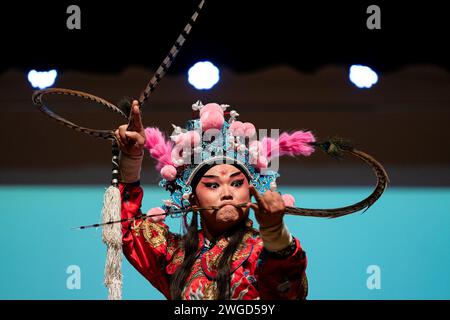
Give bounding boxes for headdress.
[144,100,316,217]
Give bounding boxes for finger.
[265,190,280,204]
[247,202,260,213]
[117,139,127,152]
[249,185,270,212]
[249,185,262,202]
[261,190,277,212]
[265,191,285,213]
[274,192,285,206]
[269,199,285,215]
[271,191,286,208]
[114,129,125,146]
[131,101,144,131]
[118,125,129,143]
[125,131,145,146]
[114,133,127,152]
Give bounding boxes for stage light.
[27,70,58,89]
[188,61,220,90]
[349,65,378,89]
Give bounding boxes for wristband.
[119,152,144,183]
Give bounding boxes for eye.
[203,182,219,189]
[231,179,244,187]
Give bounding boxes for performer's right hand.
[114,100,146,157]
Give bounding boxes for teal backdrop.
[0,185,449,299]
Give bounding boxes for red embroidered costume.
[120,182,308,300]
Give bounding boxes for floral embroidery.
[201,227,256,279]
[132,220,167,248]
[166,233,183,258]
[126,216,307,300]
[188,281,205,300]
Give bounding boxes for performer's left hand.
[247,185,285,228]
[114,100,146,157]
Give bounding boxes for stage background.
[0,0,449,300]
[0,185,449,299]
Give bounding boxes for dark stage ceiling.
[1,0,449,75]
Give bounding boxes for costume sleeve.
[254,236,308,300]
[120,181,179,299]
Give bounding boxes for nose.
[220,185,233,201]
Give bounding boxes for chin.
[216,213,239,224]
[215,206,243,224]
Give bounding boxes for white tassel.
[102,185,122,300]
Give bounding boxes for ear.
[189,193,200,206]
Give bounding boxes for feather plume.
[261,130,316,160]
[144,128,174,170]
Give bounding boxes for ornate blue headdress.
[143,101,316,216]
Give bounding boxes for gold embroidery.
[132,220,168,248]
[167,233,183,257]
[182,263,219,300]
[232,247,248,262]
[131,219,143,237]
[203,281,217,300]
[171,251,185,267]
[204,227,256,273]
[182,266,206,299]
[177,226,259,300]
[166,233,185,268]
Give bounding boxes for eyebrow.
[202,171,243,179]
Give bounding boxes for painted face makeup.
[194,164,251,237]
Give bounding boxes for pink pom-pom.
[175,131,201,146]
[249,140,262,151]
[282,194,296,207]
[243,122,256,137]
[146,207,166,222]
[201,110,224,131]
[230,122,255,137]
[257,156,268,169]
[171,145,186,167]
[199,103,223,117]
[248,141,261,165]
[229,121,245,136]
[160,165,177,181]
[185,131,201,146]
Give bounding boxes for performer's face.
[194,164,250,237]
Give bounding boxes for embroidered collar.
[199,223,258,280]
[165,219,259,278]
